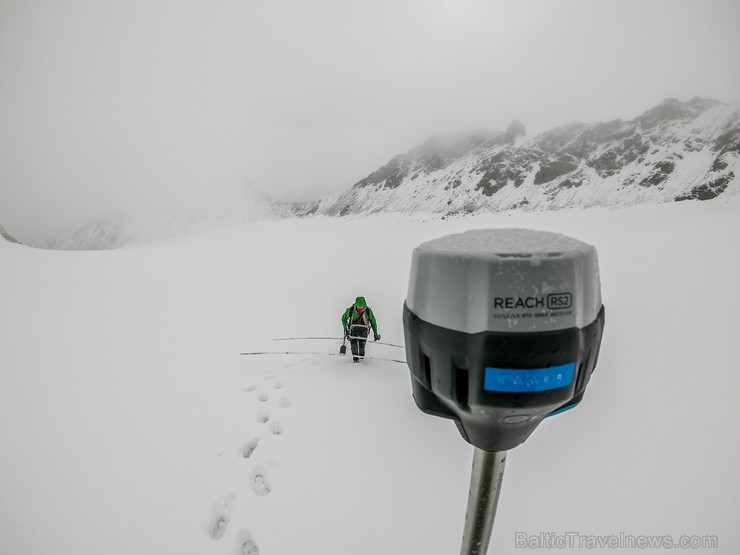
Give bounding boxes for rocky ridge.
[290,97,740,217]
[0,225,21,245]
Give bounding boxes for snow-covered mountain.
[25,97,740,250]
[303,97,739,217]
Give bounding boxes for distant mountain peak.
[504,119,526,142]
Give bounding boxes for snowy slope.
[318,98,740,217]
[0,224,21,245]
[1,196,739,555]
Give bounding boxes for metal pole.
[460,449,507,555]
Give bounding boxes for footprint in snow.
[241,438,260,459]
[278,397,291,409]
[207,494,236,540]
[243,385,258,392]
[272,381,284,390]
[269,421,284,435]
[236,530,260,555]
[256,408,271,424]
[250,467,272,496]
[257,392,269,402]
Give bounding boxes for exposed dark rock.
[714,125,740,155]
[675,173,734,201]
[712,156,729,172]
[590,149,623,176]
[638,98,691,129]
[290,203,319,217]
[654,160,675,174]
[621,133,650,163]
[475,173,507,196]
[558,177,583,189]
[0,225,21,244]
[533,123,588,157]
[503,119,526,143]
[355,155,407,189]
[474,151,531,195]
[587,131,649,177]
[534,154,579,185]
[639,160,675,187]
[472,145,533,196]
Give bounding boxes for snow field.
[1,194,739,554]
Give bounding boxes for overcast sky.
[1,0,739,240]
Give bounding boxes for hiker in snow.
[342,297,380,362]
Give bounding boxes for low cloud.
[1,0,739,242]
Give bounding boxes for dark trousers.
[349,325,368,357]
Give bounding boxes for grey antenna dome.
[406,229,602,334]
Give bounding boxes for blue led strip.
[484,362,576,393]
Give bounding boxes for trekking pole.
[402,229,605,554]
[339,323,348,355]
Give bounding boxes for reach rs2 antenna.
[403,229,605,555]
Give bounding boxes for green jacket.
[342,296,378,335]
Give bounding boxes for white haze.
[1,0,740,242]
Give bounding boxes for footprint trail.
[250,467,272,496]
[207,494,236,540]
[242,438,260,459]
